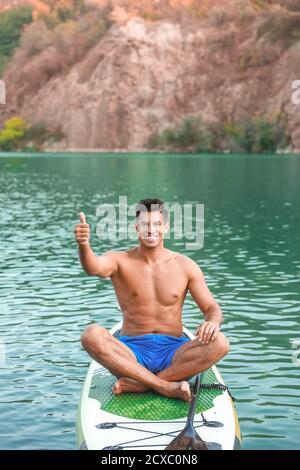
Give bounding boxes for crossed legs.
[81,324,230,402]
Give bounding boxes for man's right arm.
[75,212,118,278]
[78,244,118,278]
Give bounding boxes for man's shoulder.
[174,253,201,275]
[174,252,198,267]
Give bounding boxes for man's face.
[136,211,168,248]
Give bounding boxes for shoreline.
[0,150,299,157]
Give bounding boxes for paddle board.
[76,321,241,450]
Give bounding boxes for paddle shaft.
[187,372,202,422]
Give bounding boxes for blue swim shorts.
[118,333,191,374]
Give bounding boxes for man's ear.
[164,222,169,233]
[135,222,138,233]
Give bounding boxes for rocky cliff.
[1,0,300,151]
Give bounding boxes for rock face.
[1,1,300,150]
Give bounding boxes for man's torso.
[110,248,190,337]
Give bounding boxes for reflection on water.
[0,152,299,449]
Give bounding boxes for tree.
[0,5,33,73]
[0,117,27,150]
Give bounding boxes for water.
[0,152,299,450]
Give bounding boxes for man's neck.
[137,243,167,265]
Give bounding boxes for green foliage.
[5,117,27,132]
[147,115,290,154]
[0,55,8,75]
[55,1,86,23]
[223,116,290,153]
[147,117,215,153]
[25,122,49,142]
[0,5,33,74]
[0,117,27,151]
[20,5,112,66]
[0,117,64,151]
[174,117,199,147]
[56,7,74,23]
[0,1,112,73]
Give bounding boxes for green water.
[0,152,299,449]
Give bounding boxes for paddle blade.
[166,428,208,451]
[165,373,208,451]
[191,434,209,450]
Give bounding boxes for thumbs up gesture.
[75,212,90,246]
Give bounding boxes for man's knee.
[80,323,109,352]
[215,332,230,358]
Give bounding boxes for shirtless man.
[75,198,229,403]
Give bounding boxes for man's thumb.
[79,212,86,224]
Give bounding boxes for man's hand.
[195,321,220,344]
[75,212,90,246]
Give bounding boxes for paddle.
[165,373,208,450]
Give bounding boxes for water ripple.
[0,153,299,449]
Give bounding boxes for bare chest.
[112,259,188,306]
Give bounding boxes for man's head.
[135,198,169,248]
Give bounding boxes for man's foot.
[162,381,191,402]
[112,378,191,402]
[113,377,150,394]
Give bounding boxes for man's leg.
[117,332,230,393]
[80,324,191,401]
[159,332,230,381]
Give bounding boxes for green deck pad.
[89,368,223,421]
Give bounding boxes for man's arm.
[185,258,223,343]
[78,245,118,278]
[75,212,118,278]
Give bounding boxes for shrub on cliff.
[257,8,300,49]
[147,114,290,154]
[147,117,216,153]
[0,117,27,150]
[20,6,112,62]
[0,117,64,151]
[20,20,55,56]
[0,4,33,73]
[222,116,290,153]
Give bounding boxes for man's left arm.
[186,259,223,344]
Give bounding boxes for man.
[76,198,229,403]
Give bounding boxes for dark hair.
[136,198,168,222]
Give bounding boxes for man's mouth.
[145,236,159,241]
